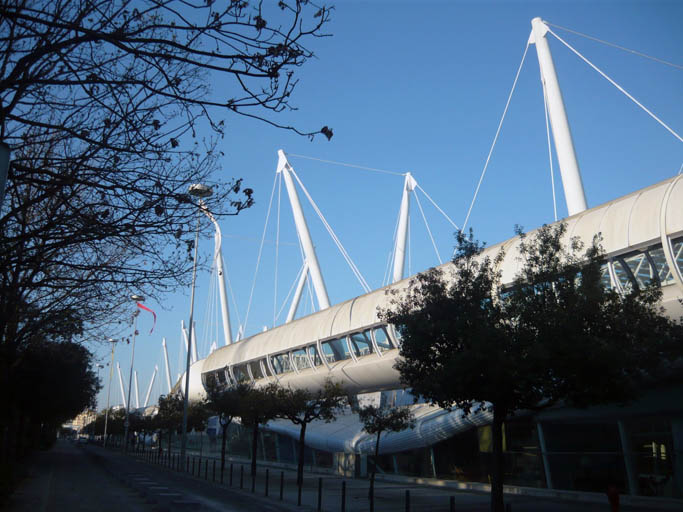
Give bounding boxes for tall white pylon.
[200,204,233,345]
[277,150,330,310]
[393,173,417,283]
[530,17,587,216]
[116,363,127,409]
[144,366,157,408]
[162,338,172,394]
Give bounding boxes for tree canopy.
[380,224,683,512]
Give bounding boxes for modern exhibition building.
[174,18,682,502]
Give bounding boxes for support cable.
[545,21,683,70]
[243,172,279,334]
[413,190,443,265]
[463,41,531,230]
[287,153,406,176]
[415,184,461,231]
[547,27,683,143]
[540,61,558,221]
[290,168,372,294]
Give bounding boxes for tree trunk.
[250,424,259,479]
[221,418,228,480]
[490,405,506,512]
[297,422,307,487]
[373,430,382,479]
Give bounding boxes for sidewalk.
[112,444,682,511]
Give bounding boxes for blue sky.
[95,0,682,410]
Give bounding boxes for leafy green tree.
[274,380,346,486]
[238,383,280,481]
[380,225,683,512]
[359,405,414,484]
[206,382,251,481]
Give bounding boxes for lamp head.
[130,294,144,302]
[188,183,213,198]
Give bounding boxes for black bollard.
[279,471,284,501]
[317,477,322,511]
[251,470,255,493]
[505,504,512,512]
[213,460,216,482]
[240,465,244,489]
[192,456,195,475]
[186,456,190,473]
[297,478,302,506]
[230,463,233,486]
[204,459,208,480]
[450,496,455,512]
[265,469,269,497]
[405,489,410,512]
[341,481,346,512]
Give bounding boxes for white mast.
[277,150,330,310]
[143,366,157,407]
[191,322,199,363]
[530,17,587,216]
[393,173,417,283]
[116,363,127,409]
[162,338,172,394]
[181,321,197,364]
[134,371,140,409]
[200,204,233,345]
[286,262,309,323]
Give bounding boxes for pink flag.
[136,303,157,334]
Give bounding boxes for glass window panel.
[271,353,292,375]
[261,358,272,377]
[612,259,635,291]
[249,360,264,380]
[217,368,227,384]
[350,331,374,357]
[647,245,674,285]
[373,327,394,353]
[291,348,311,371]
[599,263,612,289]
[622,252,656,288]
[203,372,216,389]
[232,364,250,382]
[308,345,322,366]
[321,337,352,363]
[671,237,683,278]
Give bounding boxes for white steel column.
[286,262,309,323]
[393,173,416,283]
[162,338,172,394]
[116,363,127,409]
[201,205,233,345]
[134,371,140,409]
[530,17,587,216]
[144,366,157,407]
[277,150,330,310]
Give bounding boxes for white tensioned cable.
[273,176,282,327]
[463,41,531,231]
[243,171,280,334]
[413,190,443,265]
[547,27,683,143]
[414,184,460,231]
[287,153,406,176]
[290,168,372,294]
[545,21,683,70]
[224,263,242,335]
[540,58,558,222]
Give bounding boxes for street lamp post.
[103,338,117,448]
[180,183,213,462]
[124,294,144,453]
